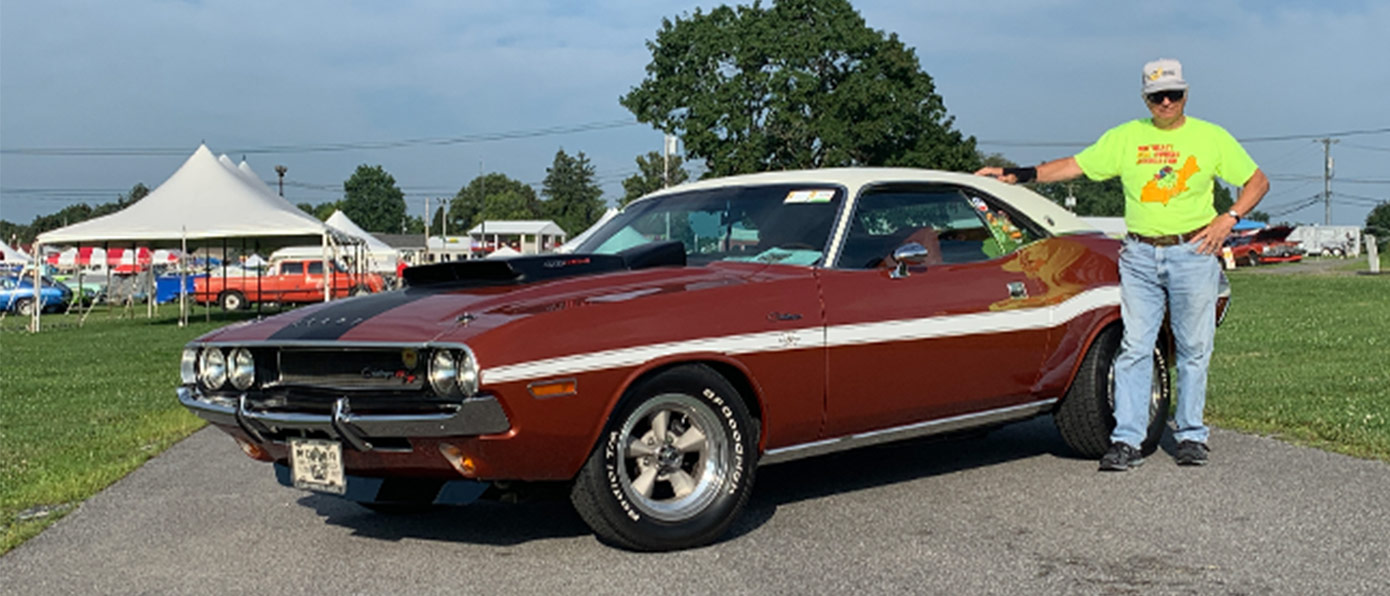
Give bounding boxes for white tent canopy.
[36,144,345,248]
[1,238,31,264]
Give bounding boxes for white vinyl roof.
[36,144,342,248]
[636,167,1099,236]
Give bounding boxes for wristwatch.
[1226,209,1241,222]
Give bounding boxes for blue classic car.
[1,276,72,316]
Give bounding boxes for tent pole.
[146,243,153,319]
[179,228,187,327]
[322,232,330,303]
[73,242,83,315]
[29,242,42,332]
[253,238,262,317]
[104,241,112,319]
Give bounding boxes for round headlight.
[429,349,459,396]
[457,351,478,397]
[228,348,256,390]
[198,348,227,390]
[181,348,199,385]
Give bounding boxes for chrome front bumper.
[177,386,510,452]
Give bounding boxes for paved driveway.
[3,421,1387,595]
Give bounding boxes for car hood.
[1252,225,1296,242]
[196,253,757,346]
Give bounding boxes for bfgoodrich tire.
[1054,326,1171,458]
[570,364,758,551]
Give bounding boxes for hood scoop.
[404,241,687,288]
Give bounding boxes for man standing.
[976,58,1269,471]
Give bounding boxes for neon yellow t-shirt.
[1074,116,1258,236]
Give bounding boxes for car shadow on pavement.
[300,416,1085,549]
[300,492,591,547]
[727,416,1079,540]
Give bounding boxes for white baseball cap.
[1142,58,1188,94]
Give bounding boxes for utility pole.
[663,134,677,188]
[423,196,431,262]
[1318,138,1338,225]
[274,165,287,197]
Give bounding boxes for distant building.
[411,220,568,264]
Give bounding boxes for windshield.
[573,184,844,266]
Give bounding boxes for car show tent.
[1,238,31,265]
[27,144,356,330]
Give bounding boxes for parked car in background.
[193,257,386,310]
[178,168,1230,550]
[1,275,73,315]
[1224,225,1304,267]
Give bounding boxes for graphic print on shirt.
[1135,143,1200,205]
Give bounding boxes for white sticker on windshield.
[784,189,835,204]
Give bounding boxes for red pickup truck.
[195,258,386,310]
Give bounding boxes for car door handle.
[767,311,802,321]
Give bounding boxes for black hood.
[403,240,686,289]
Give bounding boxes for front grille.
[275,347,427,391]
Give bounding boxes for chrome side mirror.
[890,242,930,279]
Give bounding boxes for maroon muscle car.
[179,168,1222,550]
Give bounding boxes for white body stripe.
[482,285,1120,385]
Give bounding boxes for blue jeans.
[1111,238,1221,448]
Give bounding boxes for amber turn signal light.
[234,437,272,462]
[439,442,477,477]
[527,378,577,399]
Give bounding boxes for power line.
[1343,143,1390,153]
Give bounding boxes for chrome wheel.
[616,393,729,522]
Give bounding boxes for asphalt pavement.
[2,420,1387,595]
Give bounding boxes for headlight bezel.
[429,347,479,398]
[181,347,199,385]
[197,348,227,390]
[228,348,256,390]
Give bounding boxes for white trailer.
[1287,225,1362,257]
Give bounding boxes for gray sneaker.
[1175,440,1209,466]
[1099,442,1144,471]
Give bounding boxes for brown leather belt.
[1127,225,1208,247]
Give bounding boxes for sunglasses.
[1146,90,1186,104]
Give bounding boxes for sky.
[2,0,1388,231]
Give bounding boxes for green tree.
[621,0,978,177]
[1366,201,1390,249]
[1,221,30,246]
[1030,178,1235,218]
[541,149,605,235]
[296,201,339,221]
[1031,178,1125,216]
[449,173,541,233]
[1246,210,1271,223]
[978,153,1017,169]
[621,151,690,206]
[341,165,406,233]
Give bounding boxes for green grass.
[0,309,252,553]
[1333,249,1389,273]
[0,275,1386,555]
[1210,272,1390,460]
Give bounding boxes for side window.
[280,262,304,275]
[307,262,325,275]
[837,185,1042,269]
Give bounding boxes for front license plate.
[290,438,346,495]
